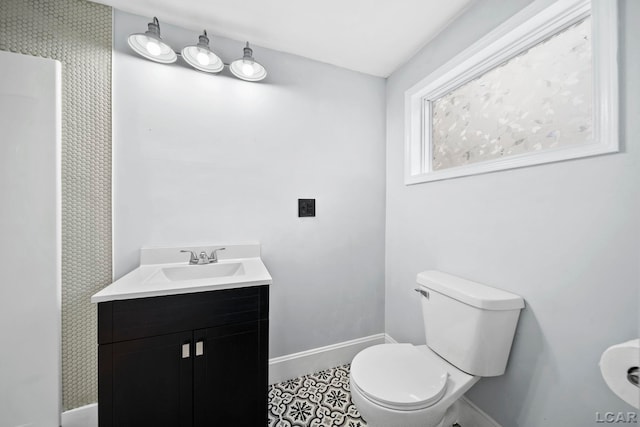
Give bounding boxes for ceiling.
[92,0,476,77]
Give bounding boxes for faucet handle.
[180,250,199,264]
[209,247,226,262]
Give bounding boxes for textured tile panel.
[0,0,112,410]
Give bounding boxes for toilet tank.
[417,270,524,377]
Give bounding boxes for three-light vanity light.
[127,17,267,82]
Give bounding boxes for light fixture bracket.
[197,31,210,48]
[243,42,253,59]
[146,17,161,38]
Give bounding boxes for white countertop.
[91,244,272,303]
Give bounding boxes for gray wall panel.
[385,0,639,425]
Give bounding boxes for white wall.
[0,51,61,427]
[385,0,639,425]
[113,11,386,359]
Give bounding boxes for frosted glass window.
[431,17,592,170]
[405,0,617,185]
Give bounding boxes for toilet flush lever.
[414,288,429,299]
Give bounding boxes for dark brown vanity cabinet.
[97,286,269,427]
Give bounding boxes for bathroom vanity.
[92,245,272,427]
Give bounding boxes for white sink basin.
[161,262,245,281]
[91,244,272,303]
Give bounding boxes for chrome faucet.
[209,247,226,263]
[180,247,226,265]
[180,250,205,265]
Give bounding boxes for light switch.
[298,199,315,217]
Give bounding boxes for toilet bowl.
[349,344,478,427]
[349,270,524,427]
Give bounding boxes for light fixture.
[127,17,177,64]
[230,42,267,82]
[127,19,268,82]
[181,30,224,73]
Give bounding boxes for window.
[405,0,618,184]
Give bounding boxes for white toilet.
[350,270,524,427]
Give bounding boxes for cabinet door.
[102,331,193,427]
[193,320,268,426]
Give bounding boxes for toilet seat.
[350,344,448,411]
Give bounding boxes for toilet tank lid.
[417,270,525,311]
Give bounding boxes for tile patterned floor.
[268,364,368,427]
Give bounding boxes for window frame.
[404,0,618,185]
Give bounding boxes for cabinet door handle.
[182,343,190,359]
[195,340,204,356]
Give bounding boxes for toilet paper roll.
[599,339,640,409]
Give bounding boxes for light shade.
[127,17,177,64]
[230,42,267,82]
[181,31,224,73]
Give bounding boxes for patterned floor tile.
[269,364,368,427]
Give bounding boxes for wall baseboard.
[458,396,502,427]
[384,333,398,344]
[269,333,386,384]
[61,403,97,427]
